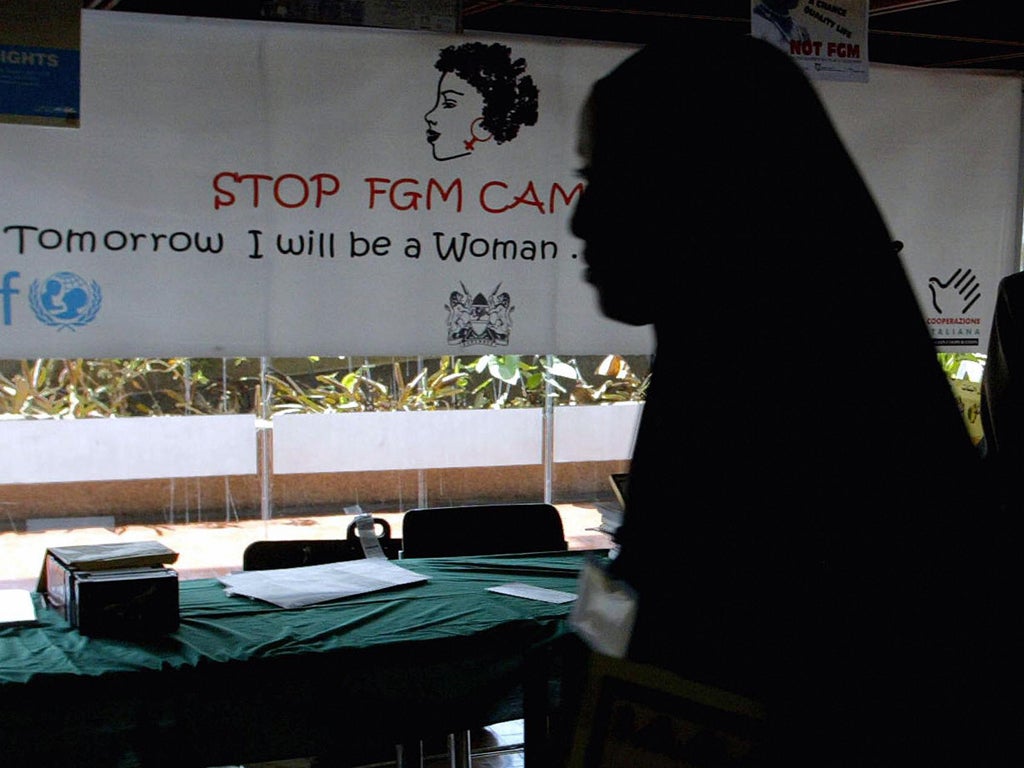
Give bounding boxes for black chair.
[399,502,568,559]
[242,516,415,767]
[242,516,400,570]
[399,502,568,767]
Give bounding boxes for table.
[0,551,592,768]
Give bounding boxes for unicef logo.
[29,271,102,330]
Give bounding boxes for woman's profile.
[564,34,1009,766]
[424,41,539,162]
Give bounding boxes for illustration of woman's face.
[424,71,485,161]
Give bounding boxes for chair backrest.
[242,517,400,570]
[399,503,567,558]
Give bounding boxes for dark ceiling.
[85,0,1024,73]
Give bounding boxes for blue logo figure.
[29,271,102,331]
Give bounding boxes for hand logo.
[927,268,980,314]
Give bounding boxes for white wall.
[2,404,643,484]
[0,414,257,484]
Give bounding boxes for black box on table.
[38,541,180,636]
[73,566,179,636]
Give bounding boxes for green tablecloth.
[0,551,591,767]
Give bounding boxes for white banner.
[0,11,1019,358]
[817,67,1022,353]
[0,12,646,358]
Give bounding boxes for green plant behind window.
[937,352,986,445]
[1,354,651,419]
[937,352,985,382]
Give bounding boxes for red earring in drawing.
[464,117,492,152]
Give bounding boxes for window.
[0,354,649,587]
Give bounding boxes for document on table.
[0,589,38,626]
[219,559,429,608]
[487,582,577,604]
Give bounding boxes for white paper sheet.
[487,582,577,604]
[219,559,428,608]
[568,558,637,659]
[0,589,38,626]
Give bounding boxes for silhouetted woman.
[568,34,1011,766]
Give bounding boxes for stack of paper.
[0,589,37,626]
[219,558,429,608]
[46,541,178,570]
